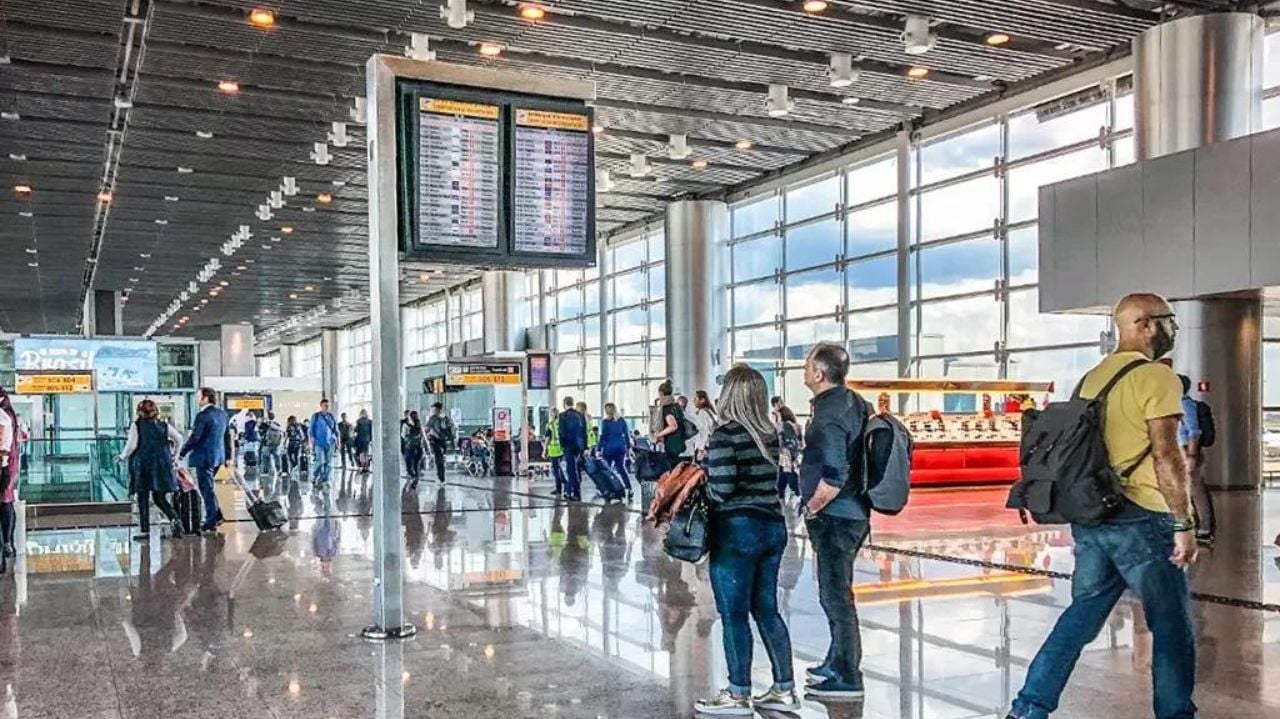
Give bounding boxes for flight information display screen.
[416,97,502,250]
[512,108,592,257]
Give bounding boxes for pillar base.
[361,623,418,641]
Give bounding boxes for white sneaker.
[694,689,753,716]
[753,687,801,712]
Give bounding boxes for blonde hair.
[717,364,777,466]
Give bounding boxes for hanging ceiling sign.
[445,362,523,387]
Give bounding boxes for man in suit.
[179,387,229,534]
[556,396,588,502]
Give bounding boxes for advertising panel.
[14,338,159,392]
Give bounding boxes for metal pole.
[363,54,414,641]
[895,129,912,413]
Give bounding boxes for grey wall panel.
[1053,176,1100,311]
[1250,130,1280,286]
[1037,187,1058,312]
[1193,137,1252,294]
[1096,165,1144,306]
[1141,152,1195,298]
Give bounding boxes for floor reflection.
[0,474,1277,718]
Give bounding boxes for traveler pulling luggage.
[583,452,626,502]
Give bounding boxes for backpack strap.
[1088,358,1154,479]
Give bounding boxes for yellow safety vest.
[546,418,563,458]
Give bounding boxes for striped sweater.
[704,421,782,519]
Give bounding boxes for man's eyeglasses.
[1142,313,1178,329]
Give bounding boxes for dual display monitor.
[396,79,596,269]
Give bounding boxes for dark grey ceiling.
[0,0,1197,340]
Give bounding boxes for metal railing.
[15,437,129,505]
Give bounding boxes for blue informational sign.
[14,338,160,392]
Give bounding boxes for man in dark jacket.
[798,343,870,699]
[556,396,588,501]
[179,387,230,534]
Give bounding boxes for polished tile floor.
[1,468,1277,718]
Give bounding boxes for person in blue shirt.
[1178,374,1214,543]
[599,403,633,497]
[178,387,230,533]
[556,396,588,502]
[309,398,339,488]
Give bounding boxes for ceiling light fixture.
[248,7,276,28]
[217,80,240,94]
[27,262,38,268]
[441,0,474,29]
[140,253,151,258]
[304,285,315,292]
[164,195,180,202]
[902,15,937,55]
[478,42,503,57]
[0,111,19,121]
[765,83,795,117]
[735,139,754,150]
[691,159,709,170]
[13,184,32,195]
[667,133,691,160]
[628,153,652,179]
[595,169,615,193]
[281,226,294,234]
[18,211,32,218]
[8,153,26,161]
[237,265,248,271]
[907,66,930,79]
[331,180,346,188]
[520,4,546,20]
[25,248,37,255]
[802,0,828,12]
[329,122,349,147]
[311,142,331,165]
[405,32,437,61]
[97,191,113,203]
[841,96,861,105]
[828,52,859,88]
[317,192,332,204]
[195,130,214,139]
[289,293,298,300]
[591,124,604,135]
[154,218,168,225]
[282,176,298,196]
[219,280,229,287]
[986,32,1011,46]
[177,166,194,174]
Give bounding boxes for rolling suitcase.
[583,454,626,502]
[231,466,287,531]
[176,490,202,535]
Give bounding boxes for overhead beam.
[592,97,864,136]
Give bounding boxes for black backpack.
[1194,399,1215,448]
[1006,359,1150,525]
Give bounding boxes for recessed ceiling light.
[907,66,930,79]
[331,180,346,187]
[304,285,315,291]
[164,195,180,202]
[133,266,144,271]
[317,192,332,204]
[7,153,26,161]
[195,130,214,139]
[154,219,168,225]
[281,226,293,234]
[18,211,32,218]
[237,265,248,271]
[248,7,276,28]
[301,206,315,213]
[802,0,828,13]
[27,262,38,268]
[177,167,194,174]
[322,276,331,281]
[25,248,37,255]
[245,259,255,264]
[231,272,241,277]
[139,253,151,258]
[97,191,113,202]
[219,280,229,287]
[519,4,546,20]
[691,159,709,170]
[13,184,32,195]
[262,243,273,249]
[591,124,604,135]
[0,111,19,121]
[217,80,240,94]
[201,299,209,304]
[734,139,753,150]
[478,42,503,57]
[986,32,1011,46]
[128,277,139,283]
[289,293,298,299]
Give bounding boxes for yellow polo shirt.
[1076,352,1184,513]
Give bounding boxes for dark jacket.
[557,409,588,453]
[599,417,630,455]
[181,405,229,467]
[799,385,868,521]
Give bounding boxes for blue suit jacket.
[182,405,229,467]
[557,409,588,453]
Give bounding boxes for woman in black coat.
[118,399,184,540]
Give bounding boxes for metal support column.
[895,130,913,395]
[664,200,728,396]
[363,54,414,641]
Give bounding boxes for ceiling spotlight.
[177,166,194,174]
[25,248,37,254]
[802,0,828,13]
[735,139,754,150]
[595,169,615,193]
[27,262,38,268]
[841,96,861,105]
[667,133,691,160]
[405,32,437,62]
[520,4,546,20]
[986,32,1011,46]
[907,66,930,79]
[765,83,795,117]
[164,195,180,202]
[902,15,937,55]
[331,180,346,188]
[97,191,113,203]
[140,253,151,258]
[828,52,859,88]
[441,0,474,29]
[201,299,209,304]
[691,159,709,170]
[0,111,19,121]
[289,293,298,299]
[281,226,294,234]
[628,153,652,179]
[248,7,276,28]
[18,211,32,218]
[8,153,26,161]
[311,142,331,166]
[317,192,333,204]
[304,285,315,292]
[329,122,349,148]
[217,80,240,94]
[13,184,32,195]
[219,280,229,287]
[478,42,503,57]
[195,130,214,139]
[154,218,168,225]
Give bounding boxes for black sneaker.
[806,664,837,685]
[805,677,865,699]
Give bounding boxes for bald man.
[1008,293,1198,719]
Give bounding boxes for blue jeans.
[1012,504,1196,719]
[259,446,278,476]
[195,462,220,527]
[806,514,870,685]
[603,448,631,490]
[551,457,566,494]
[709,511,795,696]
[313,444,334,484]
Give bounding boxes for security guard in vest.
[544,408,566,496]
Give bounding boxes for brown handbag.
[644,461,706,525]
